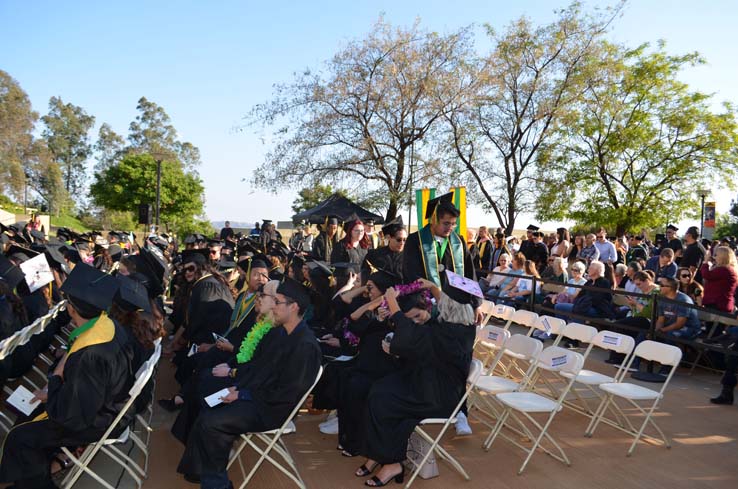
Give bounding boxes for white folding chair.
[508,309,539,333]
[585,340,682,456]
[405,359,483,489]
[491,304,515,328]
[227,365,324,489]
[61,343,162,489]
[526,315,567,342]
[473,325,509,369]
[471,334,542,434]
[484,346,585,474]
[477,299,496,327]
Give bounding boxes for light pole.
[150,151,168,233]
[697,188,710,238]
[23,171,30,215]
[403,127,422,231]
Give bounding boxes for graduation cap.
[342,213,362,230]
[74,240,91,252]
[366,268,400,293]
[365,218,375,226]
[7,244,40,264]
[184,234,197,245]
[141,243,170,285]
[526,224,540,231]
[148,235,168,252]
[0,254,25,289]
[44,244,71,274]
[194,234,208,244]
[425,192,457,220]
[666,224,679,232]
[30,229,45,242]
[216,255,237,272]
[306,260,333,277]
[332,261,360,275]
[381,215,405,236]
[60,264,119,316]
[266,240,290,260]
[114,274,152,313]
[262,219,273,226]
[276,277,311,312]
[237,238,260,257]
[108,244,123,262]
[325,215,340,226]
[181,248,209,266]
[208,238,224,248]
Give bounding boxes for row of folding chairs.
[469,321,682,475]
[0,301,68,433]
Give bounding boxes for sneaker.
[319,416,339,434]
[455,412,472,436]
[285,421,296,433]
[324,410,337,422]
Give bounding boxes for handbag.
[405,431,439,479]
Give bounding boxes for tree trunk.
[385,197,398,223]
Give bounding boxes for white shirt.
[594,240,617,263]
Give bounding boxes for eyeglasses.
[596,235,605,239]
[274,299,294,306]
[184,266,196,273]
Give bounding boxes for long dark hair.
[0,280,28,327]
[341,219,370,249]
[109,303,166,350]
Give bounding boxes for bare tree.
[248,19,475,220]
[444,2,622,233]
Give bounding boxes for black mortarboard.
[217,255,237,271]
[181,248,209,266]
[74,240,90,252]
[276,277,311,312]
[666,224,678,232]
[44,244,71,274]
[331,261,360,275]
[30,229,45,241]
[342,213,362,230]
[184,234,197,245]
[60,263,119,315]
[141,243,170,285]
[7,245,39,263]
[208,239,223,247]
[114,274,152,313]
[307,260,333,277]
[526,224,540,231]
[365,218,375,225]
[381,215,405,236]
[194,234,208,244]
[267,240,289,260]
[109,244,123,262]
[0,254,25,289]
[367,268,400,293]
[424,192,456,220]
[149,235,168,252]
[326,215,339,226]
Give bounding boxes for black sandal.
[364,465,405,487]
[342,449,357,458]
[355,461,379,477]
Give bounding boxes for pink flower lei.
[381,280,433,312]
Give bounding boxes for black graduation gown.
[361,313,475,464]
[330,243,368,268]
[0,315,134,486]
[312,232,339,263]
[519,238,536,260]
[182,275,235,345]
[361,246,404,283]
[531,241,550,272]
[402,231,481,309]
[337,314,402,455]
[177,321,321,477]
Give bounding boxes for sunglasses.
[184,266,196,273]
[393,236,407,242]
[679,274,690,279]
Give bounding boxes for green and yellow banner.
[415,187,467,240]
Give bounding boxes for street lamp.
[150,151,169,232]
[696,188,710,238]
[23,171,30,215]
[403,127,423,231]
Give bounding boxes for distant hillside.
[211,221,255,230]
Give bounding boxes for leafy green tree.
[128,97,201,170]
[41,96,95,195]
[536,41,738,235]
[0,70,37,199]
[94,122,125,172]
[715,198,738,238]
[249,19,473,221]
[90,153,206,235]
[23,139,70,214]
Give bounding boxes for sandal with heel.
[364,464,405,487]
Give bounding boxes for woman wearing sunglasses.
[676,267,703,306]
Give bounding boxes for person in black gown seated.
[176,278,321,489]
[356,279,476,487]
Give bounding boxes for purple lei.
[381,280,433,312]
[341,318,360,346]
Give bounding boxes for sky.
[2,0,737,231]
